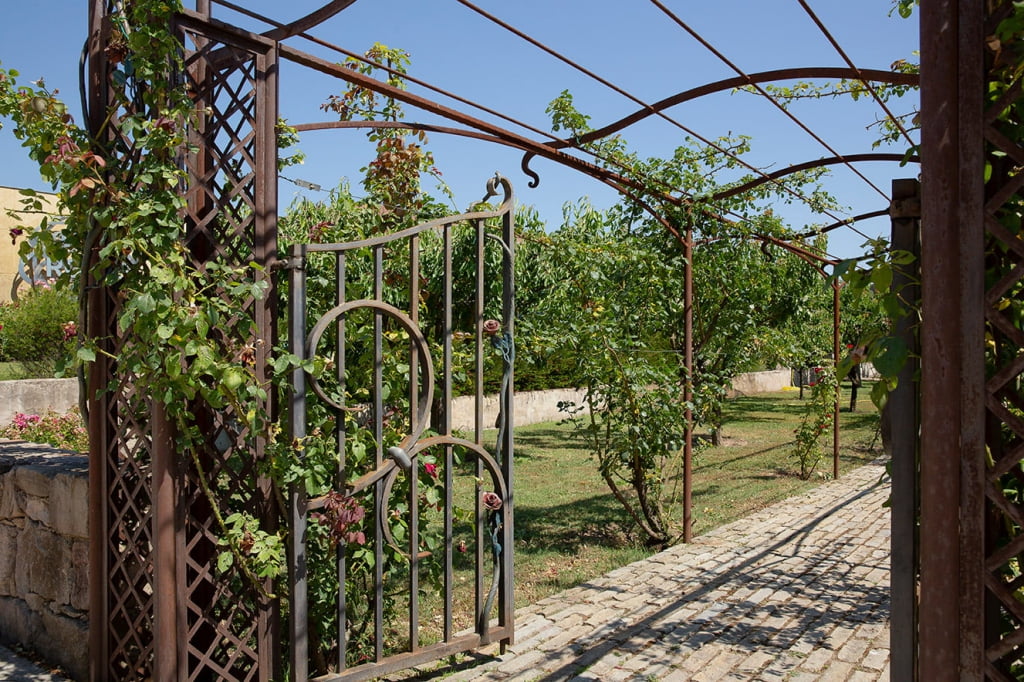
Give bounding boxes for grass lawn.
[0,360,59,381]
[507,383,882,608]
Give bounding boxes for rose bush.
[0,408,88,452]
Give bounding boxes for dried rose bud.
[482,319,501,336]
[482,491,502,511]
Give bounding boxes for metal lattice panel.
[982,28,1024,678]
[87,4,280,679]
[176,15,279,681]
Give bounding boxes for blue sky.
[0,1,919,259]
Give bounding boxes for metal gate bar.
[287,176,516,681]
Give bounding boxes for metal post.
[832,282,840,480]
[890,177,920,682]
[683,225,693,543]
[919,0,985,678]
[287,244,308,682]
[500,190,516,645]
[151,403,178,682]
[86,3,110,679]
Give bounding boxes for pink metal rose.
[481,491,502,511]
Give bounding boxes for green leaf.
[150,264,174,284]
[873,336,908,377]
[870,380,891,411]
[870,265,893,292]
[135,292,156,314]
[76,347,96,363]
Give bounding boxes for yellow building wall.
[0,186,64,302]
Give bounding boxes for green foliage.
[321,43,452,228]
[891,0,918,18]
[533,86,842,543]
[832,238,917,409]
[791,365,838,479]
[691,237,833,439]
[538,205,689,545]
[276,118,306,171]
[0,0,287,600]
[0,408,89,452]
[0,283,77,370]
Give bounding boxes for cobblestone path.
[416,461,891,682]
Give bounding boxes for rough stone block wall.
[0,440,88,681]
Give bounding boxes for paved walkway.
[0,644,70,682]
[409,461,891,681]
[1,462,889,681]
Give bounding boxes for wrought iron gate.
[285,176,516,680]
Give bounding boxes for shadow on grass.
[694,441,791,471]
[843,411,881,431]
[513,491,635,555]
[723,394,806,419]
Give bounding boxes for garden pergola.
[80,1,1021,680]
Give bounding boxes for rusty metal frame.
[87,2,281,680]
[88,0,1024,679]
[918,1,985,680]
[915,0,1024,679]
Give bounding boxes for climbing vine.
[0,0,298,588]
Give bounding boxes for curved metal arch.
[545,67,918,151]
[713,152,921,202]
[519,67,920,186]
[259,0,360,41]
[289,118,689,243]
[292,119,523,151]
[282,46,910,259]
[796,208,890,239]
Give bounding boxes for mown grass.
[508,383,882,606]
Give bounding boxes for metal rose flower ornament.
[481,491,503,511]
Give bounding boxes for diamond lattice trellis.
[981,5,1024,679]
[88,7,279,680]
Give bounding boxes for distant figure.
[847,363,863,412]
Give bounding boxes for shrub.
[0,408,89,452]
[791,365,838,479]
[0,281,77,370]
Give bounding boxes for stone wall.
[449,387,587,431]
[0,378,79,427]
[0,440,88,681]
[727,368,793,397]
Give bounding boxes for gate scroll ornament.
[286,175,516,681]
